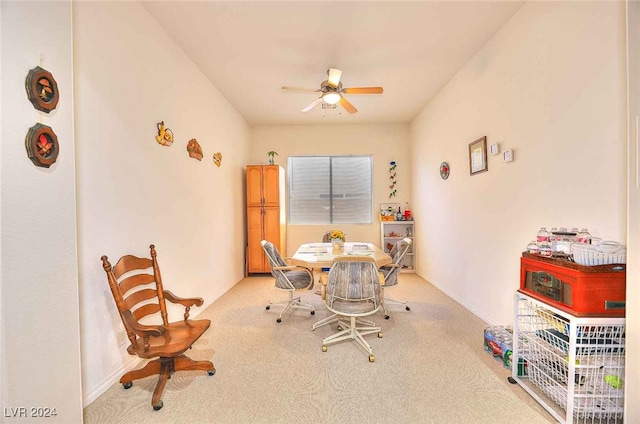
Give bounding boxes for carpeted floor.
[83,274,554,424]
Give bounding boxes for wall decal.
[388,160,397,198]
[213,152,222,167]
[25,66,59,113]
[25,123,59,168]
[155,121,174,146]
[186,138,203,161]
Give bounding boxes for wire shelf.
[513,294,625,423]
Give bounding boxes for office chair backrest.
[325,256,381,315]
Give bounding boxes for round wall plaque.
[440,162,450,180]
[25,123,59,168]
[25,66,59,113]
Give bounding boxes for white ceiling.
[142,1,524,126]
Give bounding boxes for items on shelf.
[524,226,625,266]
[511,293,625,423]
[379,202,413,221]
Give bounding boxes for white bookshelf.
[380,221,415,272]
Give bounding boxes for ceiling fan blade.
[339,96,358,114]
[342,87,384,94]
[301,97,324,113]
[327,68,342,88]
[282,86,321,93]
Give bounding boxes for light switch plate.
[489,143,500,155]
[503,149,514,162]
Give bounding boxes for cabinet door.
[247,207,266,273]
[263,207,281,252]
[262,165,281,207]
[246,166,264,207]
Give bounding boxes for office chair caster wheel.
[276,318,282,323]
[322,345,327,352]
[311,310,315,315]
[122,381,133,389]
[378,332,383,338]
[384,314,390,320]
[152,400,163,411]
[406,306,411,311]
[369,355,375,363]
[208,369,216,376]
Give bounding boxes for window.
[288,155,373,224]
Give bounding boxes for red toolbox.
[519,252,626,317]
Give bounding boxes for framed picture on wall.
[469,136,488,175]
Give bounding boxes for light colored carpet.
[83,274,555,424]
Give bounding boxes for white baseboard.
[83,355,144,406]
[424,276,499,327]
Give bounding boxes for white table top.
[290,242,392,269]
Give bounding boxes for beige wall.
[410,0,626,325]
[410,1,635,416]
[251,124,411,256]
[1,1,83,422]
[73,2,251,404]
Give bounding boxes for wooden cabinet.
[246,165,286,274]
[246,165,281,207]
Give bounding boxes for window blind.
[288,156,373,224]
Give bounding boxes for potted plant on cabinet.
[267,151,278,165]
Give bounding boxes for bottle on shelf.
[536,227,549,246]
[526,241,539,254]
[549,227,558,243]
[577,228,591,244]
[569,227,579,242]
[404,202,411,220]
[539,244,552,257]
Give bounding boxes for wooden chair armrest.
[163,290,204,307]
[122,310,165,337]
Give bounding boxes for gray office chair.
[321,256,383,362]
[261,240,315,323]
[379,237,412,319]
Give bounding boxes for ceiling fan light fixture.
[322,92,341,105]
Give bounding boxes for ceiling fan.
[281,68,383,114]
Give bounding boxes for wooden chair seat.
[127,319,211,358]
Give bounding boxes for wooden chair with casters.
[101,244,215,411]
